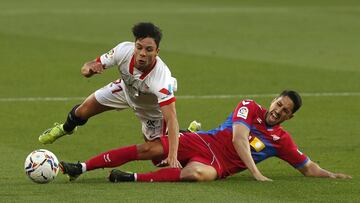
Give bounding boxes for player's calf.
[62,104,88,132]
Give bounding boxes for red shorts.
[160,132,225,179]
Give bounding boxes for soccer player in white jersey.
[39,22,182,168]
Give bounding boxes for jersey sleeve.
[232,100,257,130]
[149,69,177,107]
[276,132,309,169]
[97,42,133,69]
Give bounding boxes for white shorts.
[94,79,167,140]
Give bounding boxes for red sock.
[85,145,138,171]
[136,168,181,182]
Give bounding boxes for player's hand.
[81,61,104,77]
[329,173,352,179]
[253,173,273,182]
[157,156,182,168]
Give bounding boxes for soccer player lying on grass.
[60,90,351,182]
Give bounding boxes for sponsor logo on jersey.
[237,107,249,119]
[250,137,265,152]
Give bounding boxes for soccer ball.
[24,149,59,183]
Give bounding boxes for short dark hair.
[279,90,302,113]
[132,22,162,48]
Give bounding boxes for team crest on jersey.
[237,107,249,119]
[270,134,280,141]
[242,100,250,105]
[104,49,115,59]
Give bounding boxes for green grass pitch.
[0,0,359,202]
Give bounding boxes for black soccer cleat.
[109,169,135,183]
[59,161,83,181]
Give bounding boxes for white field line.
[0,92,360,102]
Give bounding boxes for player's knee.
[137,143,152,154]
[136,141,163,159]
[75,95,104,119]
[181,166,213,182]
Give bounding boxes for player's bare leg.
[39,94,114,144]
[180,161,218,181]
[136,139,164,160]
[74,93,114,120]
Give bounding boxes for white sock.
[80,163,87,173]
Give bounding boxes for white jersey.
[97,41,177,119]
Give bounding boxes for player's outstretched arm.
[159,102,182,168]
[232,123,272,181]
[81,60,104,78]
[298,160,352,179]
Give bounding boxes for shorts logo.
[146,120,156,129]
[237,107,249,119]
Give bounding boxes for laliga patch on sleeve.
[237,107,249,119]
[104,49,115,59]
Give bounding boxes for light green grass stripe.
[1,92,359,102]
[1,6,360,16]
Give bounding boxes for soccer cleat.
[38,123,76,144]
[59,161,83,181]
[109,169,135,182]
[187,120,201,132]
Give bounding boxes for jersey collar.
[129,55,157,80]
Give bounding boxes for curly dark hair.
[132,22,162,48]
